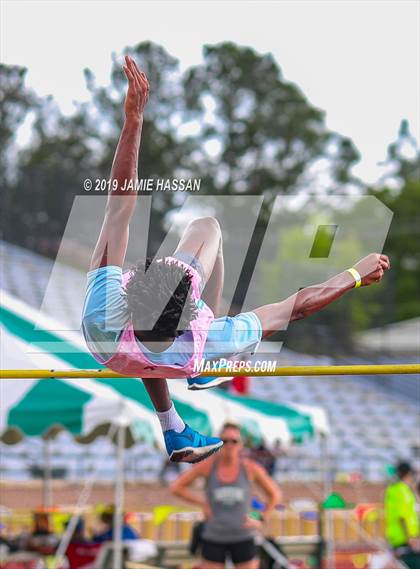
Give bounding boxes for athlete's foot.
[187,375,233,390]
[164,424,223,464]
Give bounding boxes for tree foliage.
[0,64,34,185]
[0,44,418,351]
[1,41,360,254]
[368,120,420,323]
[183,43,360,207]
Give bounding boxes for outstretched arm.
[253,253,391,338]
[89,55,149,270]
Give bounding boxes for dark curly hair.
[125,257,198,341]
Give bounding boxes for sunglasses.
[222,438,241,444]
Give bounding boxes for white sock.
[156,404,185,433]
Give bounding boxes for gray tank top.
[202,459,255,543]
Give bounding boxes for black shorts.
[201,538,257,564]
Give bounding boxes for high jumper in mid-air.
[82,55,390,464]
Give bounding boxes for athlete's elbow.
[273,486,282,506]
[290,309,305,322]
[290,303,309,321]
[265,483,282,511]
[293,295,320,321]
[169,480,182,496]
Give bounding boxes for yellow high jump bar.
[0,364,419,379]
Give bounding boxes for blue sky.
[2,0,419,185]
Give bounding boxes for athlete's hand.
[242,516,264,531]
[201,501,212,520]
[353,253,391,287]
[123,55,149,121]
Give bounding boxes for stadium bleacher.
[250,349,419,481]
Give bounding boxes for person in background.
[92,507,139,543]
[247,441,277,477]
[0,522,15,556]
[31,512,51,537]
[171,422,281,569]
[27,512,58,555]
[384,461,420,569]
[65,519,101,569]
[231,376,250,395]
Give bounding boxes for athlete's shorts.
[201,538,257,564]
[82,257,262,362]
[172,250,206,293]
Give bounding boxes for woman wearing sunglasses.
[171,422,281,569]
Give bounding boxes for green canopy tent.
[1,291,330,568]
[1,291,329,448]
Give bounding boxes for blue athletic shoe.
[164,424,223,464]
[187,375,233,390]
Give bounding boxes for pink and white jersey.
[91,257,214,378]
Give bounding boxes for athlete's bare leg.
[201,562,224,569]
[174,216,224,316]
[142,378,172,411]
[202,238,224,317]
[235,559,260,569]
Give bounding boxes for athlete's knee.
[190,216,221,236]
